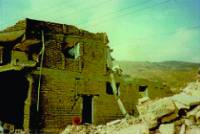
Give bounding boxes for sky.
[0,0,200,62]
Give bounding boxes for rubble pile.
[61,82,200,134]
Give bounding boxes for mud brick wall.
[36,69,139,131]
[81,40,107,76]
[11,51,29,65]
[43,40,65,69]
[32,29,138,133]
[0,19,139,133]
[65,58,80,72]
[34,69,82,133]
[44,48,65,69]
[92,80,139,124]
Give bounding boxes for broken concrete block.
[171,93,200,107]
[159,123,175,134]
[182,82,200,97]
[186,126,200,134]
[137,98,176,128]
[106,119,121,126]
[113,123,149,134]
[137,98,176,117]
[184,119,195,127]
[174,119,184,126]
[142,115,158,129]
[138,97,150,105]
[196,111,200,121]
[161,112,178,123]
[173,101,190,110]
[179,124,186,134]
[187,105,200,117]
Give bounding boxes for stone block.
[159,123,175,134]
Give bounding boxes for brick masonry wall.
[33,68,139,133]
[0,19,139,133]
[28,25,139,133]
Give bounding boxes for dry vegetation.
[115,61,200,94]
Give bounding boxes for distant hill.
[114,61,200,96]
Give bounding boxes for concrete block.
[159,123,175,134]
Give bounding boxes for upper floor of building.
[0,19,114,75]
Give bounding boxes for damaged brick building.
[0,19,139,133]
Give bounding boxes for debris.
[114,123,149,134]
[171,93,200,107]
[161,112,178,123]
[182,82,200,97]
[184,118,195,127]
[179,124,185,134]
[173,101,190,110]
[159,123,175,134]
[137,98,176,128]
[196,111,200,123]
[106,119,121,126]
[186,126,200,134]
[138,96,150,105]
[3,123,15,134]
[187,105,200,117]
[61,82,200,134]
[0,122,3,134]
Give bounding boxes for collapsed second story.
[0,18,114,75]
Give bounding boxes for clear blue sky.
[0,0,200,62]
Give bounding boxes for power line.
[0,0,173,30]
[47,0,115,22]
[81,0,171,28]
[0,0,89,28]
[1,0,200,37]
[0,0,152,29]
[0,0,153,31]
[0,0,115,29]
[78,0,151,26]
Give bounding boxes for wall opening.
[63,43,80,59]
[0,46,4,65]
[82,95,93,124]
[0,71,29,129]
[138,85,148,98]
[106,82,120,96]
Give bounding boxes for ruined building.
[0,19,139,133]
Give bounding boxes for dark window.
[106,82,120,95]
[139,85,148,92]
[63,43,80,59]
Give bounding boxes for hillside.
[114,61,200,97]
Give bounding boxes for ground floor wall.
[0,68,171,133]
[30,68,139,133]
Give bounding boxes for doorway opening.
[0,71,29,129]
[82,95,93,124]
